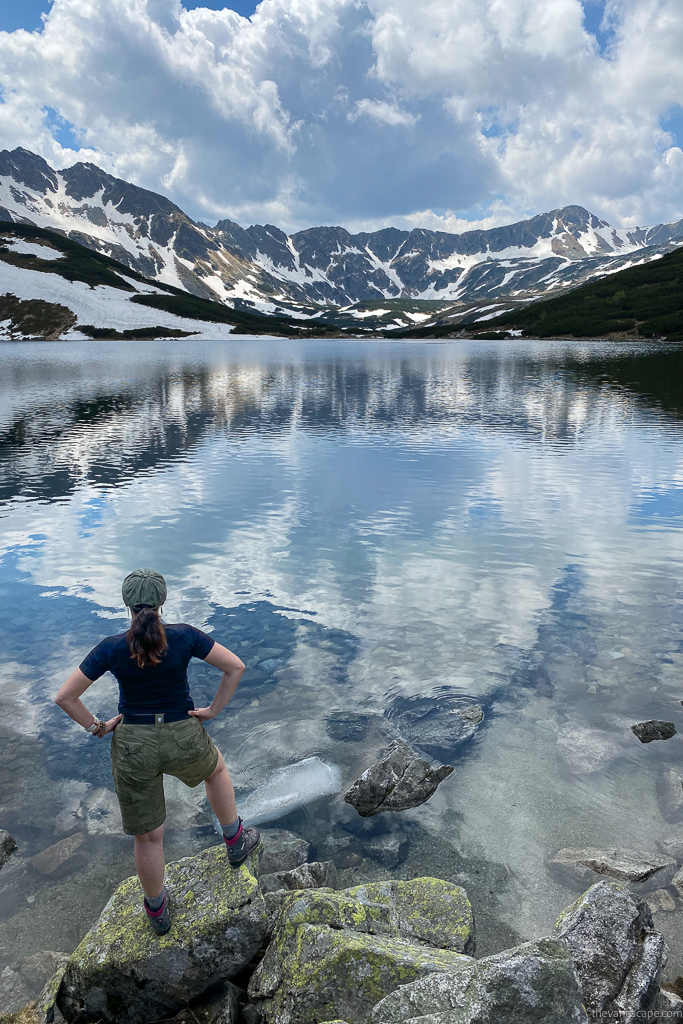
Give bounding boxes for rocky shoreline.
[2,825,683,1024]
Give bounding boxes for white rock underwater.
[235,757,342,826]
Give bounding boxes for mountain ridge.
[2,146,683,331]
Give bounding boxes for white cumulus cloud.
[0,0,681,231]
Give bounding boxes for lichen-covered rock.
[555,880,666,1021]
[59,844,266,1024]
[260,860,337,894]
[248,880,473,1024]
[344,741,453,817]
[0,958,69,1024]
[0,829,17,869]
[343,879,475,954]
[371,938,587,1024]
[259,829,310,875]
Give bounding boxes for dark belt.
[122,711,191,725]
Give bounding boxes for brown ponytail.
[127,606,168,668]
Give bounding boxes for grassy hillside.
[395,245,683,340]
[0,221,341,337]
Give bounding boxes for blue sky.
[0,0,260,32]
[0,0,681,233]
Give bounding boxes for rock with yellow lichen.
[58,844,266,1024]
[247,878,474,1024]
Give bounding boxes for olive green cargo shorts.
[111,716,220,836]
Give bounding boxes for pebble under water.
[2,337,683,1006]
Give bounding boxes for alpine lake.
[3,336,683,1003]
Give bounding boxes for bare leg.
[205,753,238,824]
[134,823,165,897]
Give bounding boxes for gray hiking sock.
[145,890,165,910]
[222,817,241,840]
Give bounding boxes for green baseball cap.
[121,568,167,610]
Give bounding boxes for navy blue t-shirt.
[79,623,215,715]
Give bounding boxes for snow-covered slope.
[2,147,683,330]
[0,223,338,340]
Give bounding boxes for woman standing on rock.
[55,568,260,936]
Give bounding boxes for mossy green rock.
[248,879,474,1024]
[59,844,266,1024]
[370,938,588,1023]
[343,879,475,954]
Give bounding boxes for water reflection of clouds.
[5,341,683,974]
[0,356,681,730]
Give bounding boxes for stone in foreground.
[549,846,674,884]
[259,829,310,875]
[0,829,17,869]
[555,881,666,1020]
[631,720,676,743]
[345,879,475,954]
[59,844,266,1024]
[371,937,587,1024]
[248,879,474,1024]
[344,740,453,817]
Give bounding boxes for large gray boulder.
[248,879,474,1024]
[344,741,453,817]
[371,937,587,1024]
[58,845,266,1024]
[555,880,666,1021]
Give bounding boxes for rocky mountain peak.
[0,147,58,194]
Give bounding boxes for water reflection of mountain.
[1,345,681,505]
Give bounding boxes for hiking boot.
[144,888,171,936]
[225,821,261,865]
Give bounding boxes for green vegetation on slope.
[0,222,141,291]
[394,246,683,340]
[0,293,77,340]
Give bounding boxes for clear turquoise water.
[2,338,683,1001]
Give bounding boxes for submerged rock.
[549,847,674,885]
[326,712,372,742]
[58,844,266,1024]
[631,720,676,743]
[29,834,87,877]
[365,834,409,869]
[556,723,622,775]
[248,879,474,1024]
[259,829,310,874]
[397,705,484,758]
[555,880,666,1020]
[0,829,17,869]
[259,860,337,894]
[344,740,453,817]
[315,835,363,868]
[656,769,683,822]
[371,937,586,1024]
